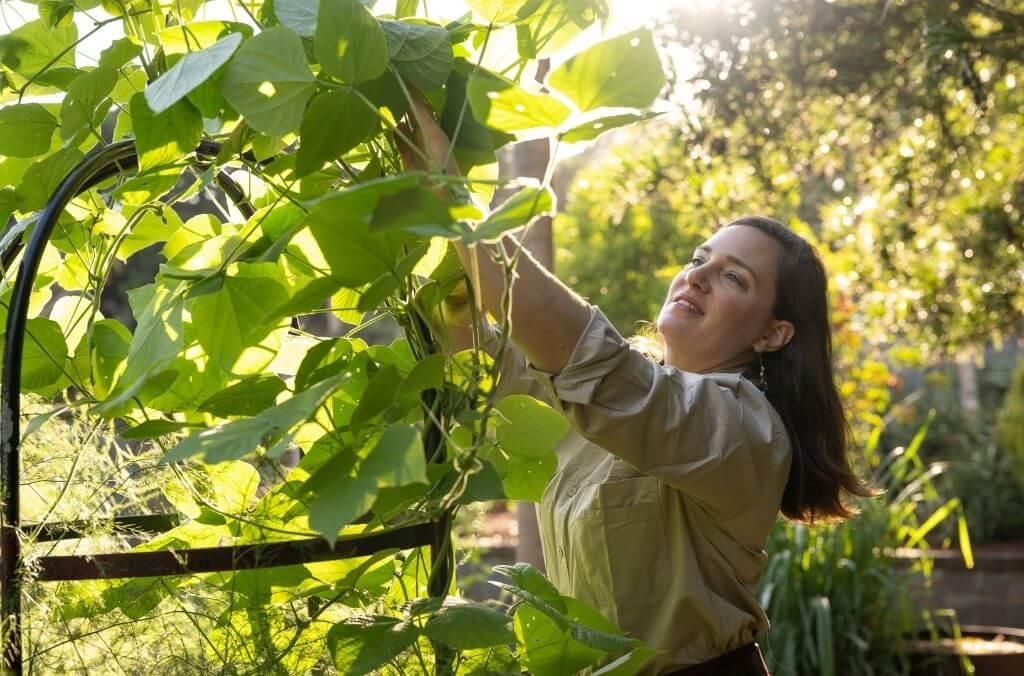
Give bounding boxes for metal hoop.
[0,140,454,673]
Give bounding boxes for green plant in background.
[881,356,1024,544]
[0,0,670,671]
[998,355,1024,490]
[558,0,1023,374]
[758,417,974,676]
[947,442,1024,544]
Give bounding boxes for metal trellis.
[0,140,455,674]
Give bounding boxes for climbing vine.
[0,0,667,672]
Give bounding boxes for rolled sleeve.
[480,321,545,403]
[524,305,778,516]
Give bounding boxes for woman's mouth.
[672,298,704,316]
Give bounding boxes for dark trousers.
[662,640,770,676]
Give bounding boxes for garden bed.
[892,544,1024,628]
[907,625,1024,676]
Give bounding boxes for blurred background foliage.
[558,0,1022,359]
[554,0,1024,544]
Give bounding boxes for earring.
[758,352,767,393]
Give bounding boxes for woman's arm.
[401,89,591,374]
[457,234,591,373]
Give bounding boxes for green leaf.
[350,364,402,434]
[493,562,564,608]
[514,0,603,58]
[305,175,421,287]
[380,20,453,91]
[145,33,243,115]
[315,0,389,84]
[294,338,354,392]
[330,286,364,325]
[140,356,226,414]
[121,419,197,440]
[296,89,379,178]
[559,112,661,143]
[98,37,142,69]
[94,281,184,415]
[454,458,507,504]
[423,603,515,649]
[38,0,75,29]
[32,67,83,91]
[275,0,319,38]
[154,21,252,54]
[547,29,665,112]
[305,468,378,544]
[60,66,116,140]
[491,444,557,501]
[204,460,262,513]
[162,416,269,465]
[0,104,57,158]
[220,27,315,136]
[113,168,183,206]
[87,318,132,399]
[362,423,427,486]
[197,375,287,417]
[270,277,343,318]
[130,93,202,172]
[22,317,68,392]
[328,615,420,673]
[117,205,184,258]
[190,263,291,374]
[486,447,555,501]
[468,73,570,132]
[569,620,638,654]
[513,598,631,675]
[15,147,85,211]
[467,0,535,24]
[405,353,445,392]
[370,186,459,237]
[465,185,553,243]
[0,19,77,80]
[494,564,640,675]
[357,68,409,119]
[162,376,342,463]
[495,394,570,458]
[441,61,516,170]
[396,0,418,18]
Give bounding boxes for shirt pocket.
[567,475,673,606]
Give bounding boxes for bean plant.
[0,0,667,672]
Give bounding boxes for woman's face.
[657,225,793,373]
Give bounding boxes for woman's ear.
[754,319,795,353]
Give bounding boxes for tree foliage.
[558,0,1023,363]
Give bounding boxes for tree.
[555,2,1023,451]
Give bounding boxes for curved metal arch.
[0,141,453,673]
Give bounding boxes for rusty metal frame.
[0,140,453,674]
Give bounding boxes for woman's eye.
[689,257,704,266]
[726,272,744,286]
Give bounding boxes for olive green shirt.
[487,304,792,674]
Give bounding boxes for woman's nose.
[684,265,709,292]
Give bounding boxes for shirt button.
[567,485,578,497]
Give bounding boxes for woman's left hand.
[396,84,460,177]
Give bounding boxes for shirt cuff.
[524,304,630,408]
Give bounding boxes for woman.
[398,93,875,675]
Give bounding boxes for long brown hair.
[630,215,877,522]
